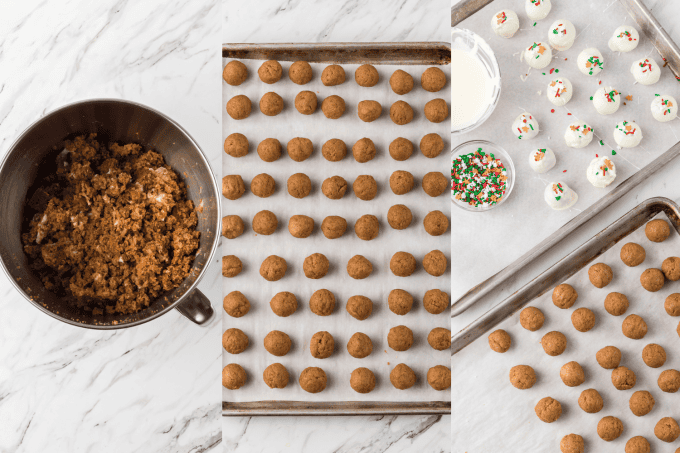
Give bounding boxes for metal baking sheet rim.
[221,41,452,417]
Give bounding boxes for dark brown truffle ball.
[352,138,376,163]
[596,346,621,369]
[589,263,613,288]
[422,172,449,197]
[355,64,379,87]
[598,416,624,441]
[347,333,373,359]
[625,436,650,453]
[321,64,346,86]
[535,397,562,423]
[541,331,567,356]
[222,215,245,239]
[423,250,447,277]
[264,330,291,356]
[642,343,666,368]
[665,293,680,316]
[252,210,278,235]
[424,210,449,236]
[428,365,451,391]
[629,390,655,416]
[552,283,578,309]
[420,133,444,158]
[251,173,276,198]
[604,292,629,316]
[579,388,604,413]
[321,176,347,200]
[658,369,680,393]
[259,92,284,116]
[390,170,414,195]
[299,367,327,393]
[263,363,289,389]
[387,204,412,230]
[223,328,249,354]
[560,434,584,453]
[612,366,637,390]
[258,60,282,84]
[260,255,287,281]
[571,307,596,332]
[388,325,414,351]
[424,98,448,123]
[390,100,414,125]
[303,253,329,279]
[223,60,248,86]
[357,100,382,122]
[257,138,282,162]
[423,289,449,314]
[354,215,379,241]
[520,306,545,331]
[270,291,298,317]
[350,367,376,393]
[640,268,665,292]
[622,314,648,339]
[389,69,414,95]
[309,331,334,359]
[321,95,346,119]
[621,242,646,267]
[287,173,312,199]
[353,175,377,201]
[289,61,313,85]
[321,215,347,239]
[222,364,246,390]
[294,90,317,115]
[645,219,671,242]
[488,329,511,353]
[509,365,536,389]
[389,137,413,161]
[222,175,246,200]
[224,133,249,157]
[560,361,585,387]
[390,363,416,390]
[662,257,680,281]
[288,215,314,238]
[429,327,451,351]
[390,251,417,277]
[287,137,313,162]
[321,138,347,162]
[346,295,373,320]
[223,291,250,318]
[347,255,373,280]
[388,289,413,315]
[421,67,447,92]
[227,95,252,120]
[309,289,336,316]
[222,255,243,278]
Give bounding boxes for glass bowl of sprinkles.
[450,140,515,212]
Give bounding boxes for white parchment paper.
[452,212,680,451]
[221,57,451,403]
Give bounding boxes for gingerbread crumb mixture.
[21,134,200,314]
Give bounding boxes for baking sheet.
[452,211,680,451]
[450,0,680,306]
[221,57,451,403]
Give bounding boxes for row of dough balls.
[223,60,447,94]
[224,134,445,161]
[222,171,450,200]
[222,250,449,280]
[223,288,450,319]
[222,362,451,393]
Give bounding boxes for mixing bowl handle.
[175,289,214,325]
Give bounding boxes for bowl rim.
[0,97,222,329]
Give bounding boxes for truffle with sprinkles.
[451,147,508,208]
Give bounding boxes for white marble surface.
[0,1,222,452]
[222,0,451,452]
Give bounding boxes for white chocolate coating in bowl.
[547,78,573,106]
[548,20,576,51]
[491,10,520,38]
[651,95,678,122]
[577,48,604,76]
[564,121,594,148]
[525,0,551,21]
[608,25,639,52]
[512,112,539,140]
[614,120,643,148]
[544,181,578,210]
[586,156,617,188]
[631,57,661,85]
[522,41,552,69]
[592,86,621,115]
[529,147,556,173]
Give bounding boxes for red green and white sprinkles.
[451,148,508,208]
[639,58,653,73]
[550,183,564,201]
[617,30,637,42]
[496,11,508,25]
[585,55,603,75]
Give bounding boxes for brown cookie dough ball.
[309,289,335,316]
[322,176,347,199]
[535,397,562,423]
[541,331,567,356]
[259,92,284,116]
[390,100,414,125]
[222,215,245,239]
[347,255,373,280]
[222,175,246,200]
[346,295,373,320]
[658,369,680,393]
[389,171,414,195]
[388,325,413,351]
[287,173,312,199]
[646,219,671,243]
[309,331,334,359]
[390,363,416,390]
[520,306,545,331]
[321,215,347,239]
[270,291,298,317]
[422,172,449,197]
[612,366,637,390]
[571,308,596,332]
[605,292,629,316]
[353,175,377,201]
[578,388,604,413]
[387,204,412,230]
[560,434,584,453]
[622,314,648,339]
[264,330,291,357]
[423,210,448,236]
[258,60,282,84]
[251,173,276,198]
[321,95,346,119]
[560,361,585,387]
[287,137,313,162]
[388,289,413,315]
[429,327,451,351]
[428,365,451,391]
[350,367,376,394]
[355,64,379,87]
[224,133,249,158]
[257,138,282,162]
[347,332,373,359]
[640,268,665,292]
[421,67,447,92]
[227,95,251,120]
[423,289,449,314]
[252,210,278,235]
[655,417,680,442]
[666,293,680,316]
[625,436,650,453]
[389,137,413,161]
[662,256,680,281]
[390,251,417,277]
[423,250,447,277]
[222,364,246,390]
[419,133,444,159]
[642,344,666,368]
[260,255,287,281]
[552,283,578,309]
[321,138,347,162]
[294,90,317,115]
[222,255,243,278]
[321,64,346,86]
[352,138,376,163]
[223,291,250,318]
[598,416,624,441]
[597,346,621,369]
[424,98,448,123]
[509,365,536,389]
[629,390,655,416]
[289,61,313,85]
[263,363,289,389]
[354,215,379,241]
[357,100,382,122]
[223,60,248,86]
[621,242,646,267]
[303,253,329,279]
[389,69,414,95]
[488,329,511,353]
[288,215,314,238]
[299,367,327,394]
[223,328,249,354]
[589,263,613,288]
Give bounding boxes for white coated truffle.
[522,42,552,69]
[548,20,576,51]
[608,26,640,52]
[614,120,643,148]
[651,95,678,122]
[631,57,661,85]
[592,86,621,115]
[577,48,604,76]
[525,0,551,21]
[545,181,578,210]
[529,147,556,173]
[512,112,539,140]
[491,10,520,38]
[586,156,617,188]
[547,78,573,106]
[564,121,594,148]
